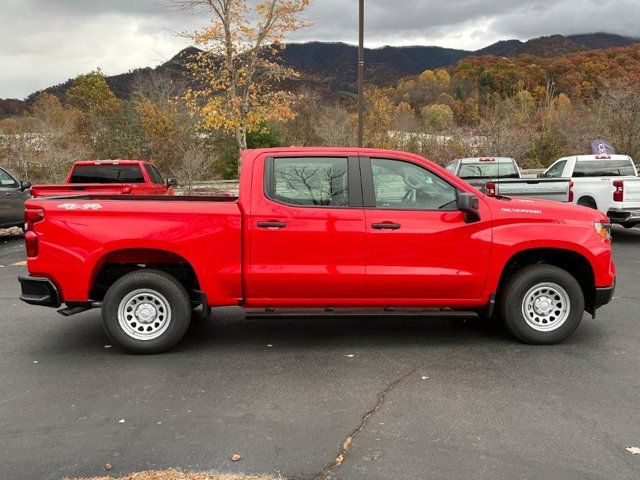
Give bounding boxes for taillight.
[486,182,496,196]
[613,180,624,202]
[25,231,39,257]
[25,208,44,231]
[568,181,574,203]
[24,208,44,258]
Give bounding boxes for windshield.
[70,165,145,184]
[458,162,519,179]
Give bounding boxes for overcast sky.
[1,0,639,99]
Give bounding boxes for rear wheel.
[499,264,585,344]
[102,269,191,354]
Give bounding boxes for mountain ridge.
[1,32,638,113]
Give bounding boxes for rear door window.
[145,165,164,185]
[573,160,636,177]
[70,165,145,184]
[269,157,349,207]
[544,160,567,178]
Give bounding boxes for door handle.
[372,222,401,230]
[258,221,287,229]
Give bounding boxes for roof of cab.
[456,157,516,163]
[72,159,152,166]
[573,154,633,162]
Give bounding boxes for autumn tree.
[0,94,89,182]
[175,0,311,173]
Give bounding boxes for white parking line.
[11,260,27,266]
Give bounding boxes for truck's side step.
[246,308,478,320]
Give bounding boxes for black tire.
[102,269,191,354]
[499,264,585,344]
[577,197,597,210]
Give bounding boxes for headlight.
[595,221,612,240]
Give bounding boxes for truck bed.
[489,178,572,202]
[24,195,243,305]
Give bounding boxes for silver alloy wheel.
[521,282,571,332]
[117,289,171,341]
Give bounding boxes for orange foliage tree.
[175,0,311,172]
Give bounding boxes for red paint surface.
[25,148,615,309]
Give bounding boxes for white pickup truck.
[538,154,640,228]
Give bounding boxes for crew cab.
[19,148,616,353]
[537,154,640,228]
[30,160,177,198]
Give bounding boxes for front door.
[361,157,492,304]
[247,155,366,304]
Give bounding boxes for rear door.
[361,156,492,303]
[247,155,367,303]
[0,168,25,226]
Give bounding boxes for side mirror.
[20,181,31,192]
[537,172,545,178]
[166,178,178,187]
[457,192,481,223]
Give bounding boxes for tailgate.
[618,178,640,209]
[491,179,571,202]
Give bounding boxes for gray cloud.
[1,0,639,98]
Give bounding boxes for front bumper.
[18,276,61,307]
[593,278,616,312]
[607,208,640,226]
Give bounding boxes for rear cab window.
[70,164,145,184]
[458,159,519,180]
[267,157,350,207]
[573,159,636,177]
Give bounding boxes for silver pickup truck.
[446,157,571,202]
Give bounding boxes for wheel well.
[90,249,200,302]
[577,196,597,209]
[497,248,595,312]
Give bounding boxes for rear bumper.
[607,208,640,225]
[18,276,61,307]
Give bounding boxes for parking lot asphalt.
[0,229,639,480]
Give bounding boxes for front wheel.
[499,264,585,344]
[102,269,191,354]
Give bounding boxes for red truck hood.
[486,196,609,224]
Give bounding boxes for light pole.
[357,0,364,147]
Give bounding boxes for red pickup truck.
[30,160,177,197]
[19,148,616,353]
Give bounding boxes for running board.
[246,308,478,320]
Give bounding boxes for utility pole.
[357,0,365,147]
